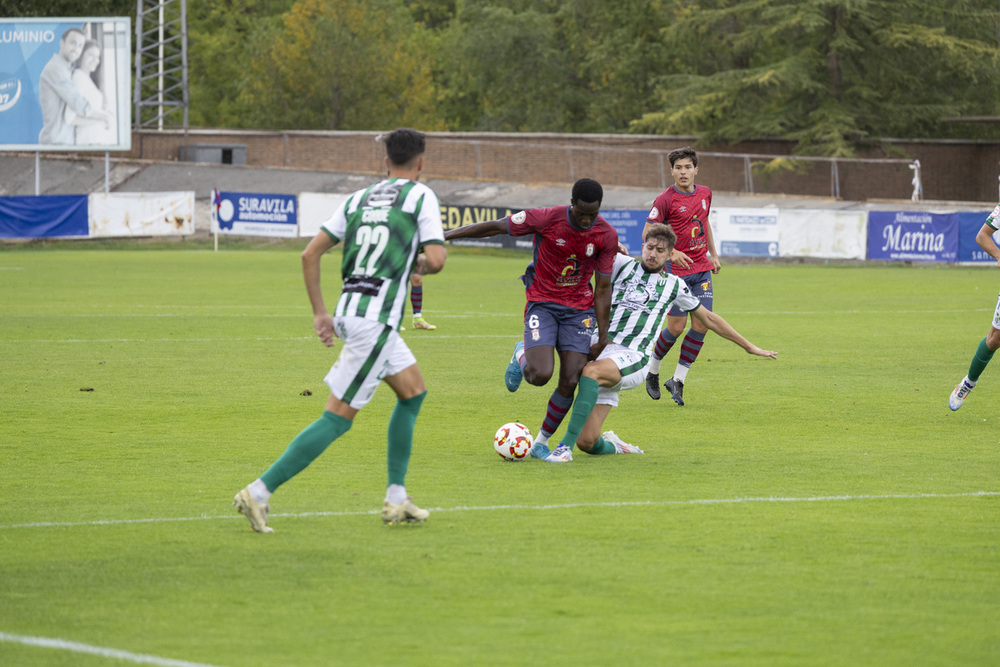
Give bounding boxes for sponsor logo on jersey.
[511,211,527,224]
[556,238,566,246]
[679,205,688,213]
[560,255,579,278]
[585,243,594,257]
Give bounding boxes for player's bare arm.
[975,223,1000,268]
[443,219,508,240]
[705,220,722,274]
[590,273,612,360]
[690,305,777,359]
[301,231,338,347]
[414,243,447,275]
[670,249,694,269]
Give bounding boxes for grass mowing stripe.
[0,632,222,667]
[3,491,995,531]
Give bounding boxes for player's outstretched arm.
[974,223,1000,268]
[443,219,508,240]
[690,306,777,359]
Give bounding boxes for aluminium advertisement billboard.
[0,17,131,151]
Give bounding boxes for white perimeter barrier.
[89,192,195,237]
[711,207,867,260]
[298,192,350,238]
[778,209,868,260]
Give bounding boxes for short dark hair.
[668,146,698,168]
[383,128,426,167]
[644,222,676,249]
[571,178,603,205]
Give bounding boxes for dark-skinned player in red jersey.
[641,146,721,407]
[443,178,620,462]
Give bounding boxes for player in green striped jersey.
[544,224,777,462]
[234,128,447,530]
[949,203,1000,410]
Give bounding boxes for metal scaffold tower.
[134,0,189,128]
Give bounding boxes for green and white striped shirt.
[321,178,444,329]
[986,203,1000,230]
[608,253,701,360]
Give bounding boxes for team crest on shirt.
[585,243,594,257]
[512,211,527,224]
[702,200,707,211]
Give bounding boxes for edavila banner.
[0,17,131,151]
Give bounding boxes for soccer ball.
[494,422,533,461]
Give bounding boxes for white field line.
[1,491,996,531]
[4,307,992,318]
[3,335,514,344]
[0,632,222,667]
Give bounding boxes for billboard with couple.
[0,17,131,151]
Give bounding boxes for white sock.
[673,363,690,383]
[534,432,550,447]
[413,312,422,318]
[647,356,662,374]
[385,484,407,505]
[249,478,271,504]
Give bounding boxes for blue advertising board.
[867,211,958,262]
[215,191,298,237]
[0,195,88,238]
[600,209,646,254]
[0,18,131,151]
[957,210,997,263]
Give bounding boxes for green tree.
[0,0,134,17]
[239,0,444,131]
[632,0,1000,155]
[187,0,293,128]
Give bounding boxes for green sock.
[558,376,600,451]
[581,436,616,455]
[968,337,995,382]
[260,411,352,492]
[387,391,426,486]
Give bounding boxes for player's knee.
[576,435,596,452]
[524,367,552,386]
[988,328,1000,350]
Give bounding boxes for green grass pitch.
[1,242,998,666]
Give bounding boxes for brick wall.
[121,129,999,202]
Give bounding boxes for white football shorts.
[324,316,417,410]
[594,343,647,408]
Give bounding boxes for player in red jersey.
[641,146,720,407]
[444,179,619,458]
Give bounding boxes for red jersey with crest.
[646,184,713,277]
[506,205,619,310]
